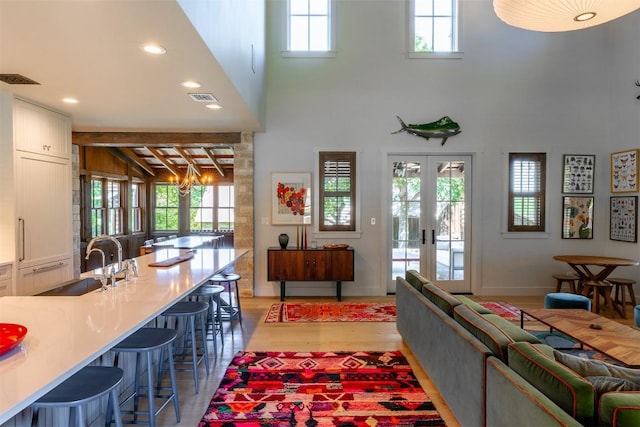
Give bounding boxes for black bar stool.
[110,327,180,427]
[30,366,123,427]
[208,273,243,335]
[160,301,210,393]
[189,284,224,353]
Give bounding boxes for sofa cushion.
[508,342,596,423]
[599,391,640,427]
[421,282,462,316]
[456,295,494,314]
[483,314,542,344]
[405,270,430,292]
[453,304,515,361]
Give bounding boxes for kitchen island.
[0,247,247,425]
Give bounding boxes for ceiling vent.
[189,93,218,102]
[0,74,41,85]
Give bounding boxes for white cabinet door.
[13,98,71,159]
[17,258,72,295]
[0,263,12,296]
[16,152,72,271]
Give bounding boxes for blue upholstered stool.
[635,305,640,328]
[111,327,180,427]
[544,292,591,311]
[30,366,123,427]
[161,301,210,393]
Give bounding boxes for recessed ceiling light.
[206,104,223,110]
[181,81,201,88]
[142,44,166,55]
[63,98,79,104]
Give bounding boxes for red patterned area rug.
[198,350,447,426]
[264,302,396,323]
[478,301,532,321]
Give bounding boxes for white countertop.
[0,248,247,424]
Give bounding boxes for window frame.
[318,151,357,232]
[89,177,126,237]
[284,0,336,57]
[130,181,144,233]
[508,152,546,233]
[408,0,463,59]
[153,183,180,232]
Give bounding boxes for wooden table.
[553,255,638,316]
[522,308,640,368]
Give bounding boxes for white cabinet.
[0,262,12,297]
[0,94,73,296]
[13,98,71,159]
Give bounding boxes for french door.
[388,155,471,293]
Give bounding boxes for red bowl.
[0,323,28,355]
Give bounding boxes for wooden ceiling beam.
[147,147,179,177]
[117,147,156,176]
[175,147,202,175]
[204,148,226,177]
[72,132,241,147]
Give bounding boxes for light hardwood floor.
[156,294,637,426]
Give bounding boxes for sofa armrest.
[486,357,583,427]
[599,391,640,427]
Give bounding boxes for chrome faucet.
[85,248,109,290]
[86,234,123,274]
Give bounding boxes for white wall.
[254,0,640,297]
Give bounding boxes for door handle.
[18,218,25,261]
[431,230,435,245]
[422,229,425,245]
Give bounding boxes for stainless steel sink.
[36,277,103,296]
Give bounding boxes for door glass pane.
[391,161,422,280]
[436,160,465,280]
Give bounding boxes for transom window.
[508,153,546,232]
[411,0,459,53]
[287,0,332,52]
[319,151,356,231]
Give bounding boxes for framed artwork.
[610,149,639,193]
[562,154,595,194]
[562,196,594,239]
[271,172,312,225]
[610,196,638,242]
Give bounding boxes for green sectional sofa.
[396,270,640,427]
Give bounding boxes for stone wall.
[233,133,254,296]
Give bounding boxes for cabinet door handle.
[32,261,65,273]
[18,218,25,261]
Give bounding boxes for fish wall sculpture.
[392,116,461,145]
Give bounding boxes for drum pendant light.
[493,0,640,32]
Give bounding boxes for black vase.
[278,233,289,249]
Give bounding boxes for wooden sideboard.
[267,247,354,301]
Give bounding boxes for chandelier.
[493,0,640,32]
[173,163,210,196]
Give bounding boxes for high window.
[319,151,356,231]
[411,0,460,54]
[508,153,546,232]
[155,184,179,231]
[287,0,333,52]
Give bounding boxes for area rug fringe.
[198,350,446,426]
[264,302,397,323]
